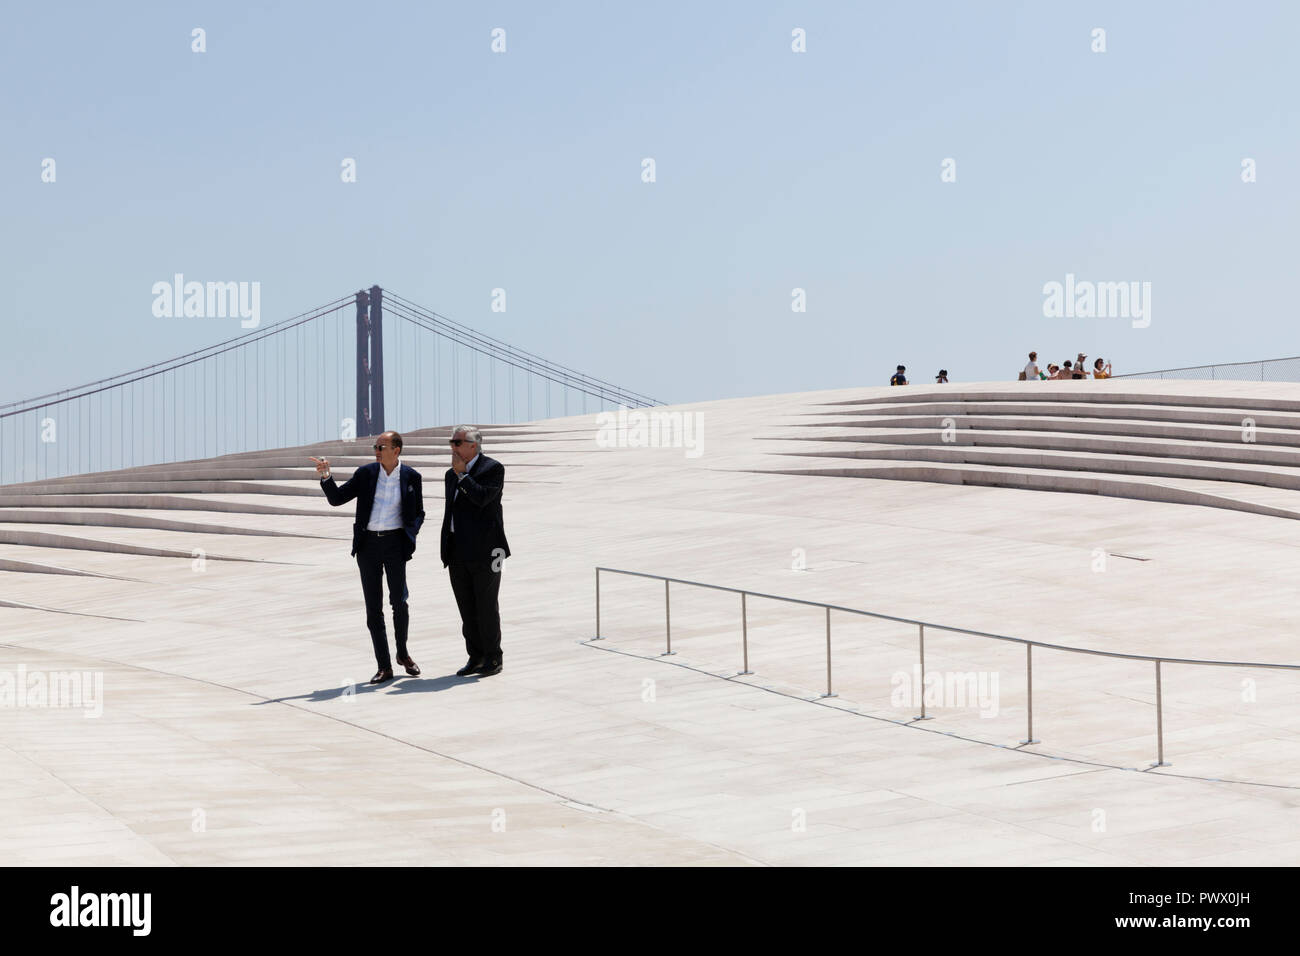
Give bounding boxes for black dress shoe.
[369,667,394,684]
[456,658,483,677]
[475,660,502,677]
[396,654,420,677]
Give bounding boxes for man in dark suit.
[440,425,510,677]
[310,431,425,684]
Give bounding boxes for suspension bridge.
[0,286,661,487]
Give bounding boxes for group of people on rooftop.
[886,353,1113,385]
[1022,352,1112,380]
[889,365,946,385]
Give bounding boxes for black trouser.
[448,550,502,664]
[356,530,409,669]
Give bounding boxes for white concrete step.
[777,428,1300,467]
[754,456,1300,521]
[805,400,1300,429]
[0,508,335,538]
[830,385,1300,412]
[773,443,1300,491]
[809,415,1300,447]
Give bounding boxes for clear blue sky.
[3,0,1297,405]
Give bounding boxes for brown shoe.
[396,654,420,677]
[369,667,394,684]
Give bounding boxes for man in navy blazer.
[441,425,510,677]
[311,431,425,684]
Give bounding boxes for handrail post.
[821,606,836,698]
[739,592,752,675]
[1150,660,1169,767]
[593,568,603,640]
[914,623,931,721]
[1020,643,1039,744]
[662,579,675,656]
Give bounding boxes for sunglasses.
[373,444,392,451]
[449,439,474,446]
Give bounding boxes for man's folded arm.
[456,463,504,508]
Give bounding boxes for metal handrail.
[593,566,1300,768]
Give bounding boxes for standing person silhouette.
[440,426,511,677]
[311,431,425,684]
[1022,352,1040,381]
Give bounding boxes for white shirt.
[367,464,403,531]
[1024,361,1039,380]
[450,453,480,533]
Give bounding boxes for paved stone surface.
[3,381,1300,865]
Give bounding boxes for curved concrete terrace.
[2,380,1300,865]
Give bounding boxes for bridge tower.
[355,285,385,436]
